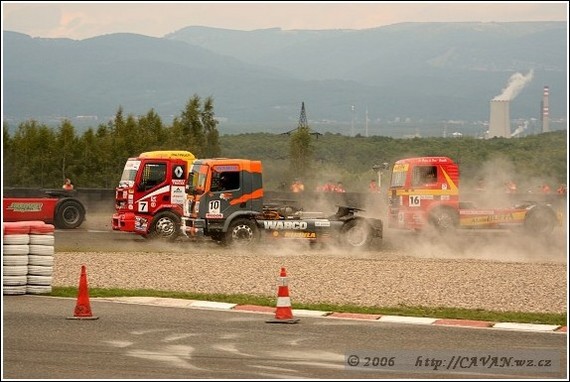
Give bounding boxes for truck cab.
[182,158,263,243]
[112,150,195,239]
[388,156,559,234]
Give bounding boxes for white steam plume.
[493,70,534,101]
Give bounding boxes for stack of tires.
[3,221,55,295]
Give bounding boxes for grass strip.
[50,286,567,326]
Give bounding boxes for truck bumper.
[112,212,136,232]
[180,217,206,237]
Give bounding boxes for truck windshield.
[119,160,141,187]
[188,164,209,193]
[390,162,408,187]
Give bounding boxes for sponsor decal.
[263,221,308,230]
[393,163,409,172]
[173,165,185,179]
[214,165,239,172]
[134,216,148,231]
[283,232,317,238]
[314,220,331,227]
[460,210,496,215]
[465,213,516,224]
[206,213,224,219]
[6,202,43,212]
[171,186,186,204]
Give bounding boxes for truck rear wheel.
[524,206,557,235]
[55,199,85,229]
[341,219,373,248]
[147,211,180,241]
[223,218,259,247]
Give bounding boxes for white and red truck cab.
[112,150,196,239]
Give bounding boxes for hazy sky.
[2,1,568,40]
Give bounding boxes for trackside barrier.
[3,221,54,295]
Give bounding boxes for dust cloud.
[79,174,566,265]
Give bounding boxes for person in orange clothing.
[62,178,74,191]
[290,179,304,193]
[369,179,379,193]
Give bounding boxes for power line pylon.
[298,101,308,129]
[282,102,322,138]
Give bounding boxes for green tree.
[173,95,206,156]
[202,96,221,157]
[138,109,167,150]
[288,125,314,181]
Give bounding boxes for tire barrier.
[3,221,55,295]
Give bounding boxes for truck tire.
[147,211,180,241]
[428,207,458,233]
[341,219,373,248]
[55,199,85,229]
[524,206,557,235]
[223,218,259,247]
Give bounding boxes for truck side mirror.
[186,184,204,196]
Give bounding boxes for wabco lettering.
[263,221,308,230]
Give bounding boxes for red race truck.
[3,190,86,229]
[111,150,196,239]
[180,158,383,248]
[387,156,560,234]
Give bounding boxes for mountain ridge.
[2,21,567,136]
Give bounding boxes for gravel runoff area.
[52,247,567,315]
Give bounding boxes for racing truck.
[3,189,86,229]
[112,150,196,239]
[387,156,560,234]
[180,158,383,248]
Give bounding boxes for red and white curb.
[92,297,567,333]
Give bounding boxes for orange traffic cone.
[66,265,99,320]
[266,267,300,324]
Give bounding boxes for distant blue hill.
[2,22,567,136]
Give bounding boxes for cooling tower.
[488,100,510,138]
[542,86,550,133]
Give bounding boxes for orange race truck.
[180,158,383,248]
[112,150,196,239]
[387,156,560,234]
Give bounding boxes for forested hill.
[3,121,566,193]
[219,131,567,192]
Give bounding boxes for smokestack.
[541,86,550,133]
[488,100,510,138]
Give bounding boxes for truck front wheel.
[147,211,180,241]
[223,218,259,247]
[428,207,459,233]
